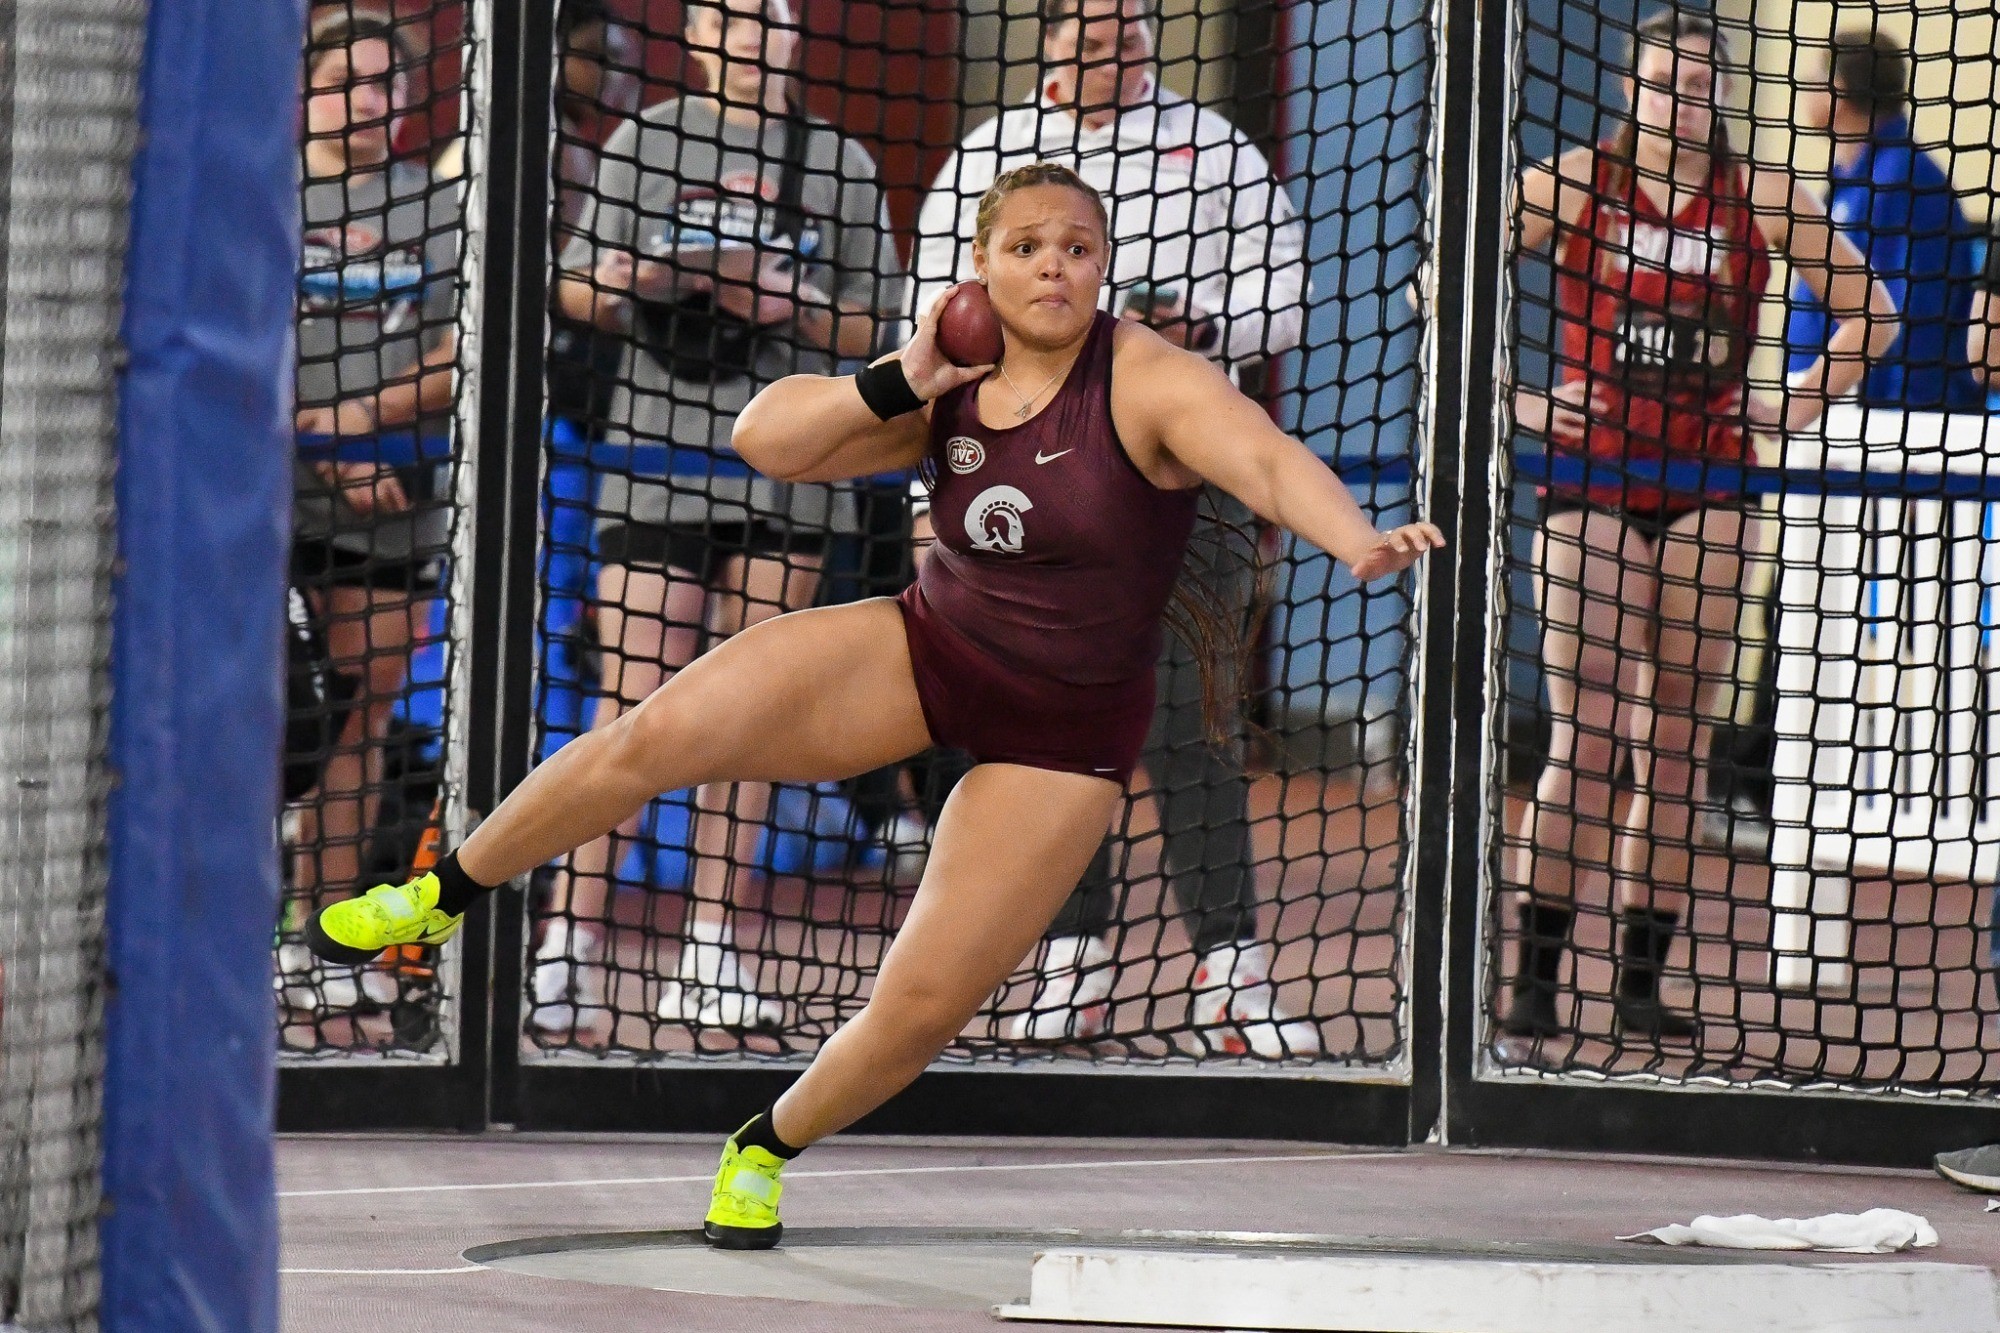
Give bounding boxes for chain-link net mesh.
[277,0,468,1057]
[517,0,1431,1071]
[1488,0,2000,1092]
[0,0,143,1326]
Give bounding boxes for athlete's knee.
[1572,642,1623,693]
[1544,719,1617,788]
[1636,704,1699,757]
[601,692,704,784]
[1536,759,1609,816]
[863,973,977,1054]
[1648,664,1700,716]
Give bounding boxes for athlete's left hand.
[1348,522,1447,581]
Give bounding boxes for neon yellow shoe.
[303,872,463,966]
[703,1128,787,1250]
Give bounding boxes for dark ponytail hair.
[1161,503,1268,751]
[1607,9,1735,198]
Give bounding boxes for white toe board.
[994,1247,2000,1333]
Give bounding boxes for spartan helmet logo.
[965,484,1033,555]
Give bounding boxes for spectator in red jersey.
[1499,10,1895,1051]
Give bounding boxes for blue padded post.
[102,0,303,1327]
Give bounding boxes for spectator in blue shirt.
[1787,30,1983,410]
[1715,32,1986,849]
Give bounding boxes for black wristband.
[1984,225,2000,293]
[855,358,924,420]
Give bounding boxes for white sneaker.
[528,920,606,1033]
[658,921,783,1031]
[274,939,363,1012]
[1005,935,1114,1043]
[1190,942,1321,1059]
[357,961,402,1007]
[882,809,931,886]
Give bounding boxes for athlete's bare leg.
[1505,507,1656,906]
[455,598,934,887]
[1614,506,1752,917]
[770,762,1122,1147]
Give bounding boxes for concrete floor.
[279,1132,2000,1332]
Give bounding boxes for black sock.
[732,1107,801,1161]
[1517,899,1573,993]
[1617,907,1680,1001]
[432,850,497,918]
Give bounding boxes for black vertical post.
[463,0,556,1128]
[1447,0,1510,1145]
[1409,0,1507,1144]
[1404,0,1464,1148]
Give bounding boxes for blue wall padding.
[102,0,302,1328]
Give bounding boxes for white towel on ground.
[1617,1208,1938,1253]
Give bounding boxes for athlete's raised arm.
[733,294,992,484]
[1113,325,1443,581]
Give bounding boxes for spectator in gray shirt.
[279,4,461,1013]
[538,0,903,1034]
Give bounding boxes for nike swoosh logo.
[1034,449,1072,464]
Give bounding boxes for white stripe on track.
[279,1149,1401,1201]
[282,1265,487,1276]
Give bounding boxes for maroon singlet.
[896,312,1200,783]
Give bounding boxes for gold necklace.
[997,357,1073,421]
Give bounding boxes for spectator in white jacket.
[911,0,1304,374]
[908,0,1318,1059]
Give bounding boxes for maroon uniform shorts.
[895,585,1154,785]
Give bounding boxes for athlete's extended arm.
[1118,331,1443,581]
[733,294,991,483]
[1749,170,1899,433]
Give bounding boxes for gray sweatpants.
[1045,499,1261,956]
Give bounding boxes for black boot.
[1614,907,1699,1042]
[1500,900,1571,1037]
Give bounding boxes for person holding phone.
[910,0,1316,1057]
[537,0,903,1036]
